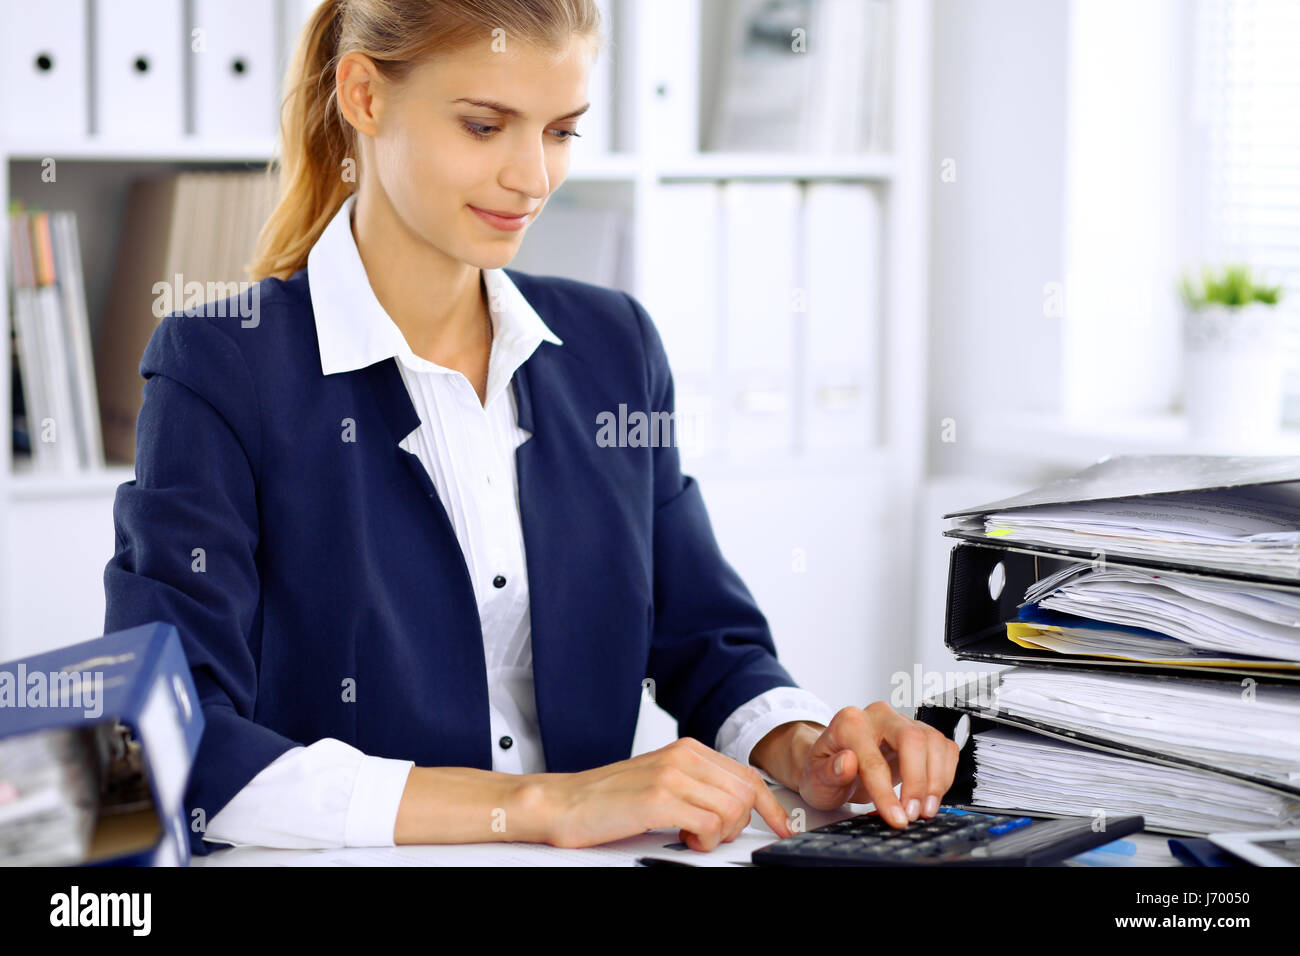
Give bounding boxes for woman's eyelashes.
[460,120,581,143]
[461,121,496,139]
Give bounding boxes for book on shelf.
[95,169,280,465]
[7,204,103,474]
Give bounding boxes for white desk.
[190,786,1186,867]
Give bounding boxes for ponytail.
[247,0,352,281]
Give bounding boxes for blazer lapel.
[512,358,560,764]
[360,356,494,765]
[361,357,444,505]
[360,355,481,616]
[514,353,605,774]
[362,356,420,441]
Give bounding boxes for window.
[1193,0,1300,422]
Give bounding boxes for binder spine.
[913,702,976,805]
[125,624,204,864]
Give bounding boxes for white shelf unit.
[0,1,932,723]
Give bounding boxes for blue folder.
[0,622,204,865]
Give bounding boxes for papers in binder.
[980,483,1300,578]
[1009,562,1300,665]
[0,728,99,866]
[989,668,1300,785]
[1006,621,1300,670]
[970,727,1300,836]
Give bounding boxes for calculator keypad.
[763,807,1036,863]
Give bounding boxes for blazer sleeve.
[102,311,298,856]
[624,291,804,750]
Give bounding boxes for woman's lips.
[469,205,530,231]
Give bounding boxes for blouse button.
[493,575,507,588]
[499,736,513,750]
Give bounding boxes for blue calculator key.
[988,823,1016,835]
[1009,816,1033,829]
[938,807,969,815]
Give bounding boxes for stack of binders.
[918,454,1300,837]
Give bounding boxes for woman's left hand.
[792,702,961,828]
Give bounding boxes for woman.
[104,0,958,858]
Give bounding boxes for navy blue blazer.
[103,268,803,856]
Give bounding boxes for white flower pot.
[1182,302,1283,443]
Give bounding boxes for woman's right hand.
[528,737,795,851]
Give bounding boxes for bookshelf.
[1,0,932,724]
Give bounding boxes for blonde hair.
[248,0,603,281]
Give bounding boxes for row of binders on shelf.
[920,454,1300,838]
[5,0,888,157]
[641,180,882,459]
[4,0,286,141]
[0,623,203,866]
[1,0,621,151]
[8,204,102,472]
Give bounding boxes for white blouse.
[202,194,835,850]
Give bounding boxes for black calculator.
[751,805,1145,866]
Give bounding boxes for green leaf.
[1175,262,1282,310]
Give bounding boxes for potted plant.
[1178,263,1286,443]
